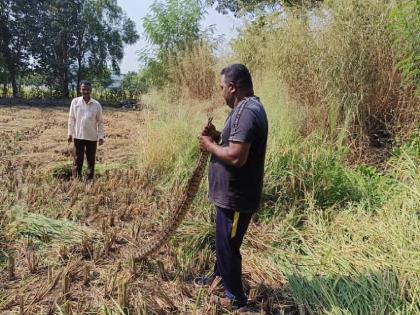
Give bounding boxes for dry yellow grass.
[0,104,289,315]
[2,100,416,314]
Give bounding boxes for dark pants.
[73,138,97,180]
[214,206,253,304]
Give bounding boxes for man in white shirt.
[67,80,104,180]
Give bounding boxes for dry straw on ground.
[0,105,291,314]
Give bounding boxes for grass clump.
[5,206,100,246]
[49,162,109,181]
[263,139,389,217]
[168,40,217,100]
[51,163,73,180]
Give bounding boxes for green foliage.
[206,0,323,15]
[389,0,420,95]
[143,0,203,52]
[0,0,45,96]
[36,0,139,97]
[34,0,80,97]
[75,0,138,84]
[392,131,420,159]
[138,56,168,88]
[140,0,205,88]
[121,71,149,98]
[262,138,387,220]
[0,0,138,98]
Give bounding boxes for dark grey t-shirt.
[208,96,268,213]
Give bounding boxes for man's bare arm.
[199,136,250,167]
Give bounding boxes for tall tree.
[143,0,203,53]
[36,0,138,98]
[0,54,8,96]
[75,0,138,91]
[0,0,43,97]
[141,0,204,86]
[36,0,81,98]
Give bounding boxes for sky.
[117,0,240,74]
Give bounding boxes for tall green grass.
[131,1,419,312]
[138,88,212,182]
[135,71,419,315]
[277,142,419,314]
[135,62,419,309]
[233,0,419,147]
[389,0,420,96]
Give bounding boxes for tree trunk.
[62,69,69,98]
[1,25,18,97]
[77,55,82,96]
[9,69,18,98]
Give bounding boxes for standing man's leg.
[73,139,85,178]
[85,140,97,180]
[215,206,253,306]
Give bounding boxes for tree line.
[0,0,321,99]
[136,0,320,94]
[0,0,138,98]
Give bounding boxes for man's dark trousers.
[73,138,97,180]
[214,206,253,304]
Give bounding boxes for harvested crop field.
[0,105,290,314]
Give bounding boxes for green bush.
[278,146,419,314]
[389,0,420,95]
[262,138,387,220]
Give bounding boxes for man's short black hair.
[79,80,92,88]
[221,64,253,91]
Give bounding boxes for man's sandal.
[209,294,249,312]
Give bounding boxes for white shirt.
[68,96,104,141]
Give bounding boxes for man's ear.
[228,83,236,94]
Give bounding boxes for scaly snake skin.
[134,117,213,262]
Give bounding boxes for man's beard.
[225,96,234,108]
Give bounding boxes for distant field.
[0,105,143,168]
